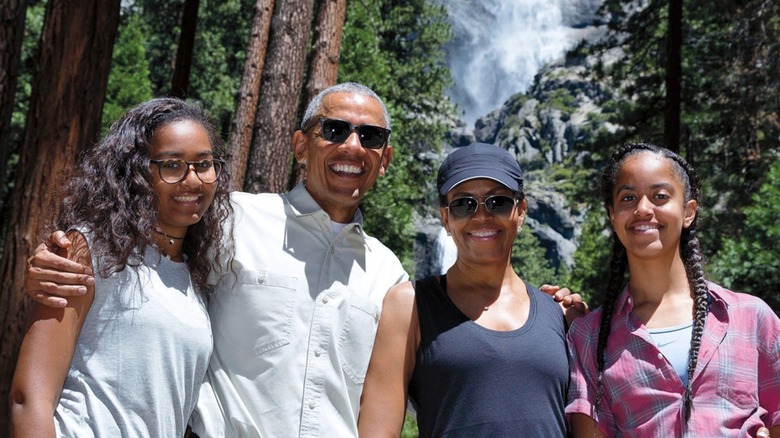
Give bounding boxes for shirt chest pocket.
[716,344,759,409]
[231,270,298,356]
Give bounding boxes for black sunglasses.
[308,117,390,149]
[446,195,518,219]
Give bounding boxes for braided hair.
[595,143,709,422]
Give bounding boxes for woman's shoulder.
[567,304,607,341]
[707,281,776,315]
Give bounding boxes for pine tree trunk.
[0,0,120,431]
[244,0,315,194]
[227,0,275,191]
[0,0,29,225]
[665,0,682,153]
[171,0,200,98]
[290,0,347,188]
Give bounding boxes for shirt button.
[322,296,329,304]
[315,349,322,357]
[309,403,316,410]
[657,353,663,360]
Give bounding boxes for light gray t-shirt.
[54,236,212,437]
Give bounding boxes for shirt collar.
[286,182,370,245]
[614,285,633,316]
[286,182,365,225]
[614,281,728,318]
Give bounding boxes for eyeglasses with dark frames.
[150,158,225,184]
[306,117,390,149]
[446,195,518,219]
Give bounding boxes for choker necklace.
[154,228,186,245]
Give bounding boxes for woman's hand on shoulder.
[540,284,590,327]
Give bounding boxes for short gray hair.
[300,82,391,132]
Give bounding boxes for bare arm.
[570,413,607,438]
[25,231,94,308]
[11,231,95,438]
[358,282,419,437]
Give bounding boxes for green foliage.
[401,413,419,437]
[186,0,253,134]
[512,227,561,287]
[125,0,253,134]
[708,157,780,313]
[568,207,613,306]
[102,14,154,132]
[340,0,455,274]
[540,88,577,122]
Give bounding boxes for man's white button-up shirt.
[191,184,408,437]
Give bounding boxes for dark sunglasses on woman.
[446,195,518,219]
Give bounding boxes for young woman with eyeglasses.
[10,98,233,437]
[566,144,779,437]
[358,142,576,437]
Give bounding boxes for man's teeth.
[332,164,362,174]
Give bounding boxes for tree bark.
[244,0,315,194]
[0,0,29,225]
[290,0,347,189]
[0,0,120,431]
[227,0,274,191]
[665,0,682,153]
[170,0,200,98]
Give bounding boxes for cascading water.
[442,0,603,125]
[433,227,458,275]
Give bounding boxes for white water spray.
[442,0,603,125]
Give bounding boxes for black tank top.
[408,275,569,437]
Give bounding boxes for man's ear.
[379,145,393,176]
[292,130,308,164]
[683,199,698,228]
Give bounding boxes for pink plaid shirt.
[566,282,780,437]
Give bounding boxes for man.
[26,82,584,437]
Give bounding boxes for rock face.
[417,38,620,278]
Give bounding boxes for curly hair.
[52,97,233,293]
[595,143,708,422]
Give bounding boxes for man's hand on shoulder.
[25,231,93,308]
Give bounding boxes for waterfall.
[442,0,603,125]
[433,227,458,275]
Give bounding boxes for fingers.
[540,284,563,300]
[25,275,91,308]
[757,427,769,438]
[51,230,72,249]
[28,247,92,276]
[26,267,93,291]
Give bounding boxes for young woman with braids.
[566,143,780,437]
[10,98,233,437]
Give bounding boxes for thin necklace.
[154,228,186,245]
